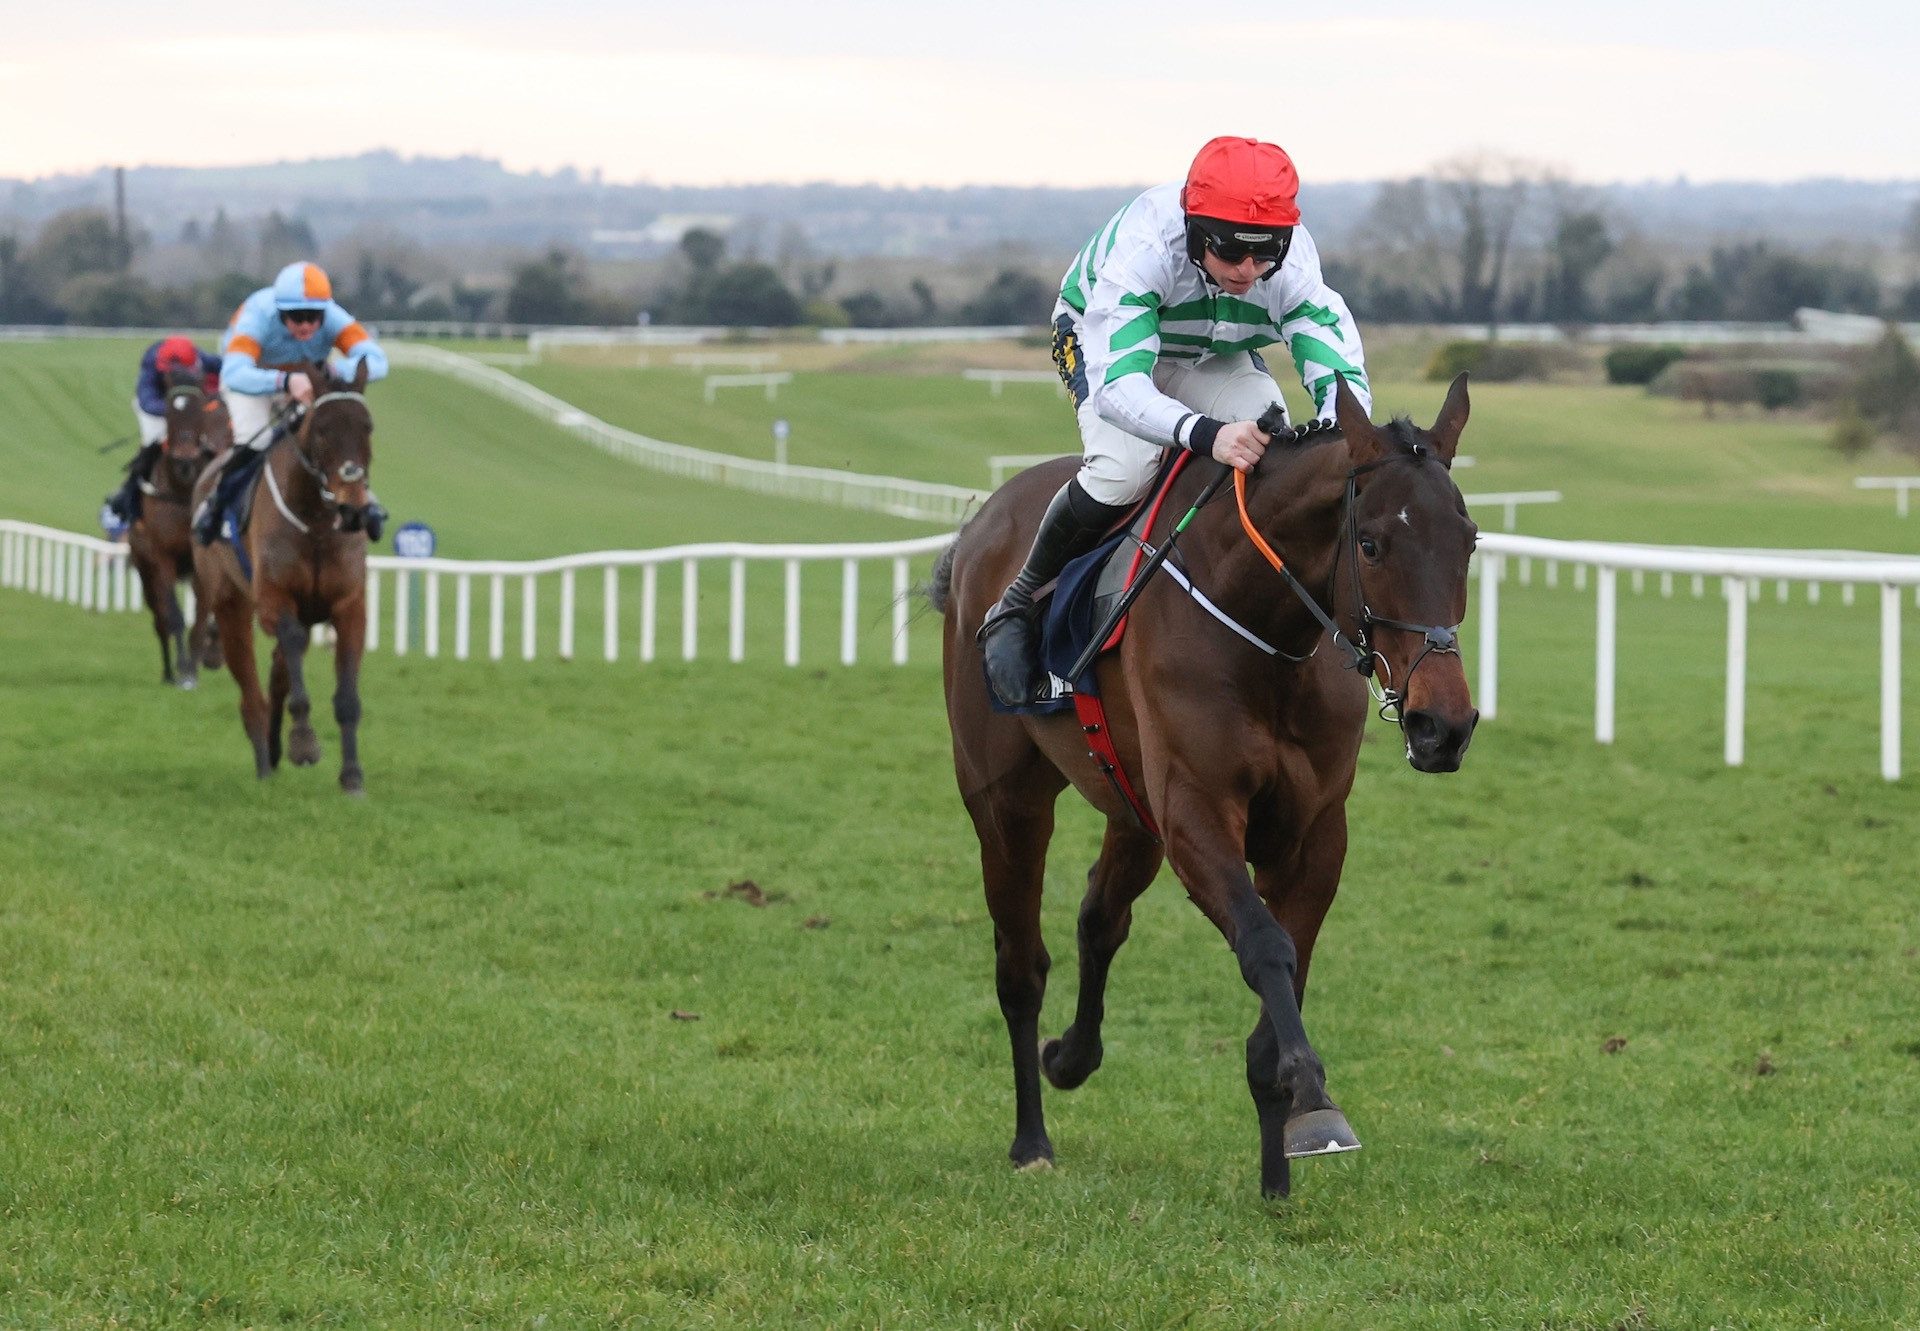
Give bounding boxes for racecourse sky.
[4,0,1916,187]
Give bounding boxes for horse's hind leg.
[273,613,321,767]
[214,599,271,778]
[1042,818,1163,1091]
[965,766,1066,1170]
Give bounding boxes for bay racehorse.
[125,374,232,687]
[932,374,1479,1199]
[191,362,385,793]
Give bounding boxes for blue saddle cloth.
[988,532,1131,717]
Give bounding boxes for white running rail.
[9,518,1916,779]
[1,520,951,668]
[388,343,986,524]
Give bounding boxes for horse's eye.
[1358,537,1380,560]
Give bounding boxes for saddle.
[989,454,1193,719]
[197,444,273,580]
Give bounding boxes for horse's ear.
[1335,374,1382,466]
[1429,372,1470,462]
[352,358,369,391]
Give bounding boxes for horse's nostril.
[1404,711,1442,749]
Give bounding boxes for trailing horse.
[932,374,1479,1199]
[191,362,385,793]
[125,374,231,687]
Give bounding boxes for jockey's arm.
[1082,262,1228,458]
[1269,228,1372,424]
[220,308,286,397]
[133,343,169,416]
[325,311,388,385]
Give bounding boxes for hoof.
[176,676,197,691]
[1014,1156,1055,1174]
[1284,1107,1362,1159]
[341,769,365,796]
[1039,1036,1100,1090]
[288,729,321,767]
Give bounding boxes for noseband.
[273,391,384,537]
[1234,444,1464,726]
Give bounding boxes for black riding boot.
[194,448,260,545]
[978,478,1130,707]
[104,442,164,524]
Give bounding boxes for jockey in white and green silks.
[978,136,1374,708]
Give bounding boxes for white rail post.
[784,559,801,666]
[841,558,859,665]
[394,569,411,656]
[1882,583,1903,781]
[1477,552,1501,720]
[425,572,442,658]
[1596,566,1617,744]
[640,564,658,662]
[26,535,39,594]
[53,541,67,602]
[2,530,13,587]
[604,567,619,662]
[892,557,910,665]
[560,569,576,661]
[682,559,698,661]
[522,574,537,660]
[79,549,95,611]
[729,558,746,662]
[1725,578,1747,767]
[488,574,504,660]
[367,569,381,652]
[455,574,472,660]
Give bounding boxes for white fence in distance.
[0,520,950,668]
[388,343,986,524]
[9,518,1916,780]
[1855,477,1920,518]
[962,369,1066,398]
[703,371,792,404]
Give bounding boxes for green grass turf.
[3,578,1918,1327]
[0,337,931,558]
[510,351,1920,553]
[5,335,1920,1325]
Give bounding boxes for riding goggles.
[1191,218,1294,267]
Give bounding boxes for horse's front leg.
[331,597,367,795]
[1163,788,1348,1200]
[271,612,321,767]
[1041,818,1163,1091]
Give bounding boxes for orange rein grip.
[1234,469,1288,575]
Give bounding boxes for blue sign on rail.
[393,522,436,559]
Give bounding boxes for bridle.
[1234,445,1464,725]
[268,390,383,536]
[160,383,219,466]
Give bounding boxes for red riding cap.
[1181,137,1302,227]
[155,336,200,372]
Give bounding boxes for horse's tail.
[928,505,992,619]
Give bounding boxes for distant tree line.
[1330,157,1920,326]
[6,183,1918,331]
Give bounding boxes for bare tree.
[1431,154,1541,330]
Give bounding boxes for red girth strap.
[1072,693,1161,840]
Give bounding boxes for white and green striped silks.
[1055,183,1371,450]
